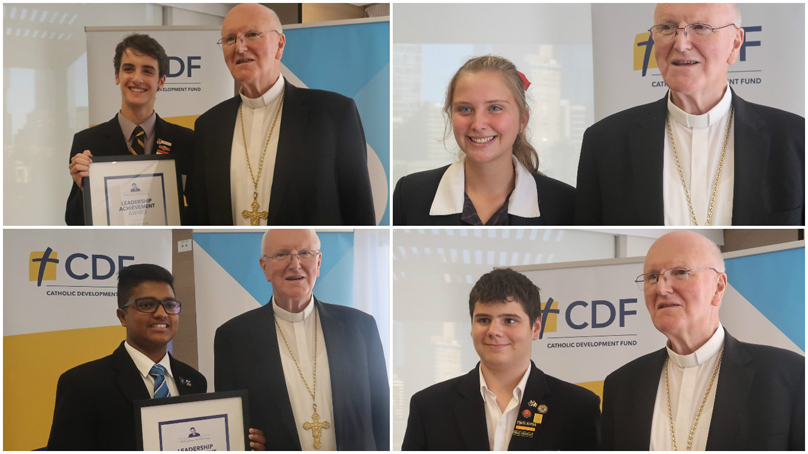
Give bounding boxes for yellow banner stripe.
[515,425,535,432]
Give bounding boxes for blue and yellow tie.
[149,364,171,398]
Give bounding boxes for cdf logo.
[29,247,135,287]
[29,247,59,287]
[537,297,638,339]
[633,26,762,76]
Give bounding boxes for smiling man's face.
[653,3,743,108]
[260,229,321,311]
[643,231,726,347]
[220,3,285,98]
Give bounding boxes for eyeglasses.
[122,297,182,315]
[217,30,280,50]
[648,23,738,42]
[263,250,321,263]
[635,267,720,291]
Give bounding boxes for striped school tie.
[130,125,145,155]
[149,364,171,398]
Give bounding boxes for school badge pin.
[537,404,548,414]
[522,409,531,419]
[528,400,538,408]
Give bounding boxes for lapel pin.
[537,404,548,414]
[534,414,544,424]
[528,400,538,408]
[522,409,532,419]
[157,139,172,147]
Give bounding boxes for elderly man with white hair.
[575,3,804,226]
[190,4,375,226]
[214,229,389,451]
[601,231,804,450]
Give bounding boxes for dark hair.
[113,33,169,79]
[117,264,175,308]
[443,55,539,173]
[468,268,541,325]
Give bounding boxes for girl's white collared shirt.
[429,155,541,219]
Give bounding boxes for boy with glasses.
[47,264,266,450]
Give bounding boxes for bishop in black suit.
[214,229,388,450]
[604,231,804,450]
[189,4,374,226]
[575,4,804,226]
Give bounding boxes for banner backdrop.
[3,229,172,451]
[86,26,233,130]
[513,241,805,399]
[192,230,389,390]
[591,3,805,121]
[282,19,390,226]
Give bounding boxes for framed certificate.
[135,390,250,451]
[82,154,182,226]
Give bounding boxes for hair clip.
[517,71,531,90]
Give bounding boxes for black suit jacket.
[189,82,375,226]
[393,165,575,225]
[402,362,601,450]
[575,89,804,225]
[214,298,389,451]
[65,114,193,225]
[601,330,805,450]
[47,341,207,451]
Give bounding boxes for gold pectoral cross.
[302,410,330,449]
[242,192,268,226]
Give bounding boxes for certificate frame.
[134,390,250,451]
[82,154,182,226]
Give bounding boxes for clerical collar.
[272,294,314,323]
[666,323,725,368]
[240,74,285,109]
[667,87,732,129]
[429,154,541,218]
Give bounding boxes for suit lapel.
[169,354,205,395]
[623,349,666,450]
[268,83,309,225]
[729,91,769,225]
[628,95,667,224]
[508,363,550,451]
[317,299,352,449]
[210,97,241,223]
[453,365,491,450]
[111,342,151,404]
[98,115,129,156]
[256,302,301,449]
[706,330,754,450]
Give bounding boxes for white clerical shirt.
[231,75,285,225]
[123,341,179,398]
[663,88,735,226]
[273,296,336,451]
[649,324,725,451]
[479,364,531,451]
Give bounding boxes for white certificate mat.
[85,155,181,225]
[136,391,248,451]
